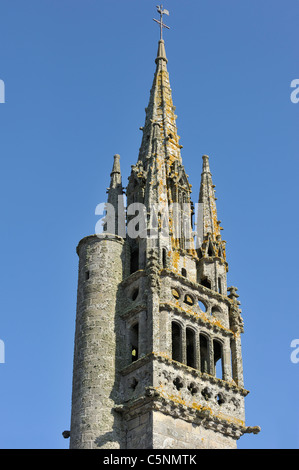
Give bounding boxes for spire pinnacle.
[111,154,120,175]
[156,39,168,63]
[198,155,222,242]
[106,154,124,236]
[135,15,182,167]
[109,154,121,189]
[202,155,211,174]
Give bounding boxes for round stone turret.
[69,234,124,449]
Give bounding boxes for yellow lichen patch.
[172,250,180,271]
[155,351,172,362]
[156,386,187,408]
[216,412,245,427]
[154,386,245,427]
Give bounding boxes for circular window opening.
[198,300,207,312]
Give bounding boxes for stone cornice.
[160,302,234,337]
[114,384,258,440]
[76,233,125,255]
[120,352,249,397]
[121,268,236,310]
[160,269,232,306]
[119,300,234,337]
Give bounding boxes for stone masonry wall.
[152,411,237,449]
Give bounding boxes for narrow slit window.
[131,288,139,301]
[130,323,139,363]
[162,248,167,269]
[130,247,139,274]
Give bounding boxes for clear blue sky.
[0,0,298,449]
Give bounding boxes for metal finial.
[153,4,170,40]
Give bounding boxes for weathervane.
[153,4,170,40]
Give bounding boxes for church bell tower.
[68,5,260,449]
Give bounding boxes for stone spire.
[198,155,222,243]
[109,153,122,189]
[137,39,183,167]
[197,155,228,291]
[126,36,197,269]
[127,38,195,261]
[106,154,125,236]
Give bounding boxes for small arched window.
[208,242,214,257]
[198,300,207,312]
[181,268,187,277]
[186,328,196,369]
[213,339,223,379]
[200,333,209,374]
[171,322,182,363]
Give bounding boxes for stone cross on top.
[153,4,170,40]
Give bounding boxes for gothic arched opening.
[213,339,223,379]
[171,322,182,363]
[186,328,196,369]
[200,333,209,373]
